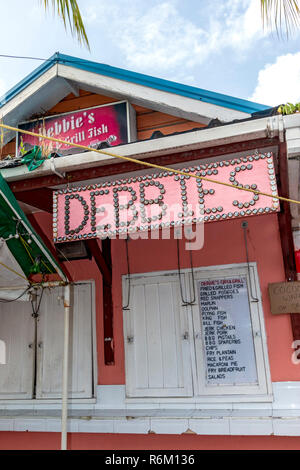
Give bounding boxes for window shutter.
[0,301,34,399]
[36,283,93,399]
[123,273,193,398]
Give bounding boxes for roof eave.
[0,52,270,116]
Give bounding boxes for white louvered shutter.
[123,272,193,397]
[0,301,34,399]
[36,283,93,398]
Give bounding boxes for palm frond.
[261,0,300,36]
[41,0,89,49]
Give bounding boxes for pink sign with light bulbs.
[53,151,279,242]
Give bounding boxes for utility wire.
[31,287,44,317]
[0,54,106,68]
[0,54,47,61]
[0,285,31,302]
[1,122,300,206]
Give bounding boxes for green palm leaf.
[261,0,300,36]
[41,0,89,49]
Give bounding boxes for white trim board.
[0,62,254,148]
[1,382,300,435]
[0,381,299,414]
[1,68,73,146]
[2,117,272,183]
[58,64,250,123]
[0,64,251,129]
[6,113,300,184]
[1,381,300,435]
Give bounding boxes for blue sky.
[0,0,299,107]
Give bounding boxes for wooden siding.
[46,90,205,140]
[1,140,16,159]
[1,90,205,158]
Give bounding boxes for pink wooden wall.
[33,211,297,384]
[1,432,300,450]
[1,211,298,449]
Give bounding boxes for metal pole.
[61,283,70,450]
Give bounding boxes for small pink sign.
[53,152,279,242]
[18,102,133,156]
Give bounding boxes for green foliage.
[19,137,26,156]
[29,256,42,275]
[278,102,300,115]
[261,0,300,36]
[41,0,89,49]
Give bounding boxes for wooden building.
[0,53,300,450]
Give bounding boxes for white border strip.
[1,383,300,435]
[0,416,299,436]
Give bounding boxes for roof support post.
[86,238,114,365]
[102,238,114,365]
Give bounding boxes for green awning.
[0,173,66,297]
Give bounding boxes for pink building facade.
[0,54,300,449]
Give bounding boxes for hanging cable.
[0,55,99,67]
[0,285,31,302]
[30,286,45,399]
[31,286,45,318]
[177,238,196,306]
[241,221,259,302]
[122,238,131,310]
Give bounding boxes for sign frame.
[197,275,258,386]
[16,100,137,157]
[189,262,272,398]
[52,151,279,243]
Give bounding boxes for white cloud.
[0,78,7,99]
[209,0,266,51]
[117,3,209,71]
[82,0,271,79]
[250,52,300,106]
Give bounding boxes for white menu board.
[198,276,258,385]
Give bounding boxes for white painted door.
[0,301,35,399]
[123,272,193,397]
[36,283,93,399]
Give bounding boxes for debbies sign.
[18,101,136,156]
[53,152,279,242]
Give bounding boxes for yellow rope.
[0,260,28,282]
[19,234,34,263]
[1,122,299,206]
[19,234,54,274]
